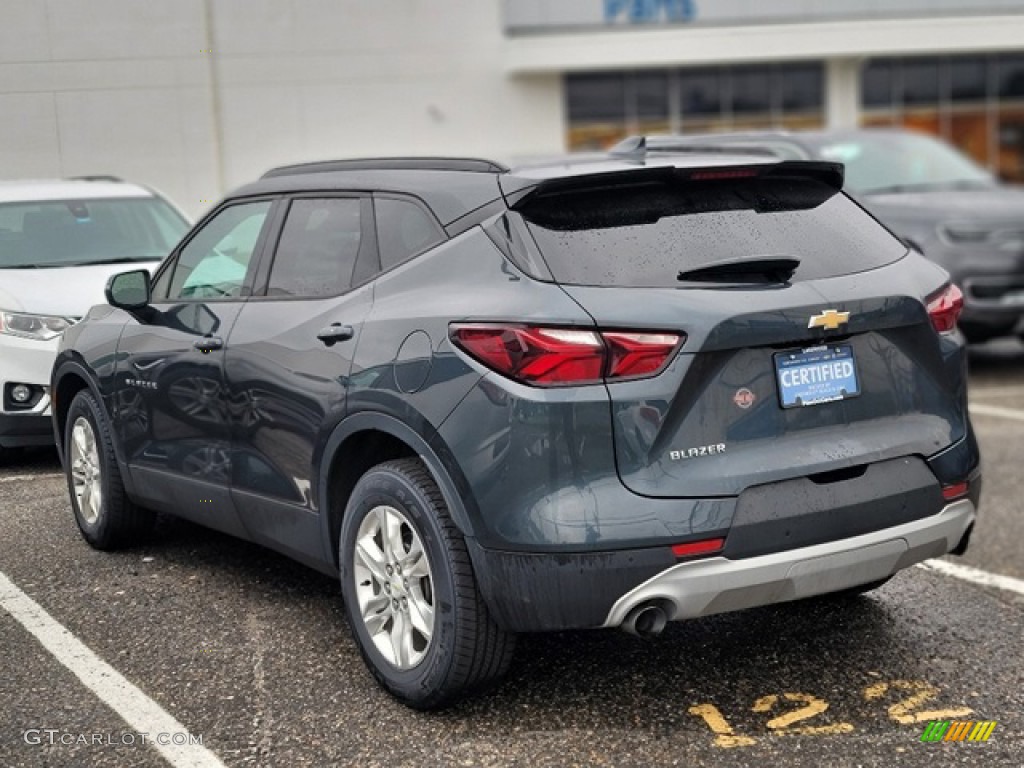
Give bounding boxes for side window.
[267,198,362,297]
[374,197,444,271]
[164,201,272,300]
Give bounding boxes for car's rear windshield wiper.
[677,256,801,284]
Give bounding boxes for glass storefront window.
[565,53,1024,183]
[997,55,1024,99]
[566,73,628,151]
[862,59,895,109]
[566,73,626,124]
[901,57,941,106]
[678,68,723,117]
[949,57,987,102]
[634,71,669,121]
[782,65,824,112]
[567,62,824,150]
[731,66,771,114]
[861,53,1024,183]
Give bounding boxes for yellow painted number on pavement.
[688,704,757,748]
[863,680,973,724]
[751,692,855,735]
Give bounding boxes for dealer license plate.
[774,344,860,409]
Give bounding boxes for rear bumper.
[469,498,975,633]
[602,498,975,628]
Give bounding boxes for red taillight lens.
[927,284,964,333]
[603,332,682,379]
[942,481,969,501]
[689,169,760,181]
[450,324,682,386]
[671,537,726,558]
[450,325,605,385]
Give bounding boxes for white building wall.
[0,0,219,217]
[4,0,1022,219]
[0,0,562,219]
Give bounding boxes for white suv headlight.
[0,310,75,341]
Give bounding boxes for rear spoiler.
[500,161,845,210]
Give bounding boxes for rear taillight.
[450,324,683,386]
[603,332,682,378]
[927,284,964,333]
[671,537,726,558]
[941,481,969,501]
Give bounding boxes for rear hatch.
[503,162,966,498]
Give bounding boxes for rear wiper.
[677,256,800,284]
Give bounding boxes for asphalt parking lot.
[1,342,1023,768]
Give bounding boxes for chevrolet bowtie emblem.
[808,309,850,331]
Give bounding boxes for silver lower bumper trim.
[603,499,976,628]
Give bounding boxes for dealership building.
[2,1,1024,216]
[510,1,1024,181]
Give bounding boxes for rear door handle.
[317,323,355,347]
[193,336,224,353]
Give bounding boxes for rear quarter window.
[374,197,445,271]
[517,176,906,287]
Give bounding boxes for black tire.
[339,458,515,709]
[64,390,154,549]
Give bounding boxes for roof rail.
[68,175,124,183]
[261,157,509,179]
[609,136,779,160]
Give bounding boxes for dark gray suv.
[52,152,981,709]
[619,130,1024,343]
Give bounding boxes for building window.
[566,62,824,150]
[861,53,1024,183]
[565,72,628,150]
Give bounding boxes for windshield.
[0,197,188,268]
[812,132,994,195]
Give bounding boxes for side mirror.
[105,269,151,310]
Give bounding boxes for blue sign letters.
[604,0,697,24]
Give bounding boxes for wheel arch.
[53,358,140,500]
[52,360,107,461]
[319,411,478,569]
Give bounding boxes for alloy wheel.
[69,416,102,525]
[352,504,435,670]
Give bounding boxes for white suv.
[0,178,189,456]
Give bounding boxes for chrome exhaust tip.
[622,602,668,638]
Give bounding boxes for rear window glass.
[517,177,906,287]
[267,198,362,297]
[0,198,187,268]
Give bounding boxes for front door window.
[163,201,272,300]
